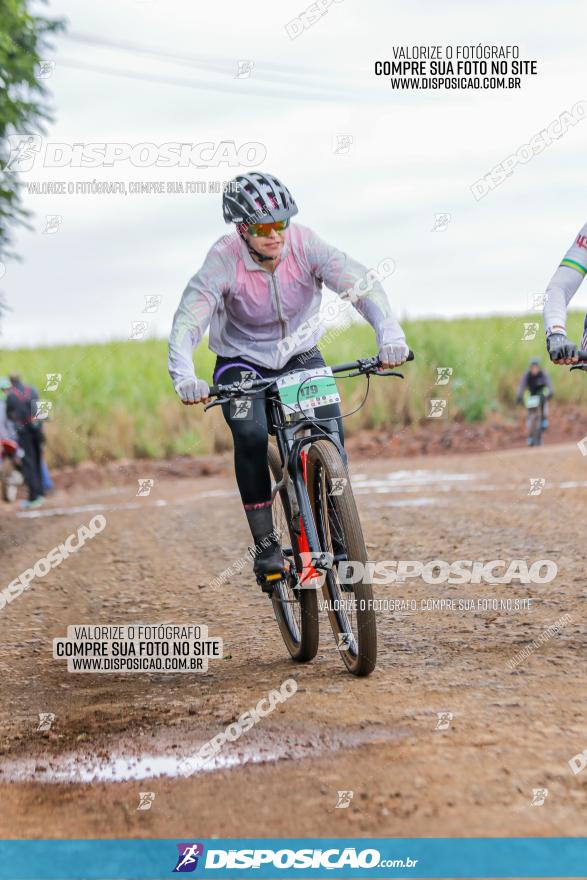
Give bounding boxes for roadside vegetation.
[1,312,585,465]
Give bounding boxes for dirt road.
[0,442,586,840]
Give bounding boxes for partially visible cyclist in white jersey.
[168,172,409,580]
[543,222,587,364]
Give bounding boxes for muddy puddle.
[352,469,481,494]
[0,725,406,784]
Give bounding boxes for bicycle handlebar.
[568,350,587,372]
[552,350,587,363]
[331,349,414,374]
[207,350,415,399]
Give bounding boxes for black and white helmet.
[223,172,298,224]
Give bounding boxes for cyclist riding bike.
[168,172,409,581]
[543,221,587,364]
[515,357,553,429]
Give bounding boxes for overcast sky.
[1,0,586,347]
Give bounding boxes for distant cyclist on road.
[543,222,587,364]
[168,172,409,580]
[515,357,553,430]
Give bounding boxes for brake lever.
[373,369,404,379]
[203,398,227,412]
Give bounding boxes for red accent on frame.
[297,450,320,585]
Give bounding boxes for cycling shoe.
[253,536,287,591]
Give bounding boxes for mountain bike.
[205,352,414,677]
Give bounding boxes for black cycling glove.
[547,333,578,362]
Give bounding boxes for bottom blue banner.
[0,837,585,879]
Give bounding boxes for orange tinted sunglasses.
[246,219,290,237]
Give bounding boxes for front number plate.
[276,367,341,415]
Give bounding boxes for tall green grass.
[1,312,585,465]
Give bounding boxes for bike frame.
[266,390,346,578]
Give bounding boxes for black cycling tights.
[214,350,344,509]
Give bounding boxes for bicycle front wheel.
[307,439,377,676]
[528,409,542,446]
[267,443,319,662]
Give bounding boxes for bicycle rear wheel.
[307,439,377,676]
[267,443,319,662]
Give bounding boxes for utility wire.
[65,30,321,76]
[58,56,361,103]
[61,30,366,95]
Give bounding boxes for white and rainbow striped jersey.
[543,223,587,340]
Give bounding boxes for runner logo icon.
[173,843,204,872]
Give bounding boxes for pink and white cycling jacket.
[168,222,406,386]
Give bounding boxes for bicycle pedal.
[256,569,287,594]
